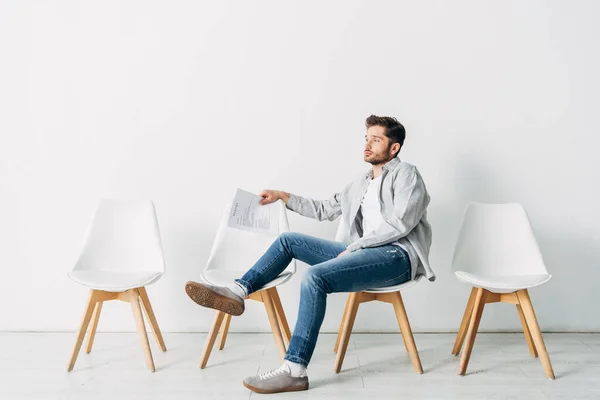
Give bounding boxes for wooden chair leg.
[129,289,155,372]
[262,290,287,360]
[269,288,292,346]
[199,310,226,369]
[334,292,360,373]
[516,290,555,380]
[68,290,100,372]
[458,288,486,376]
[218,313,232,350]
[138,286,167,352]
[334,296,352,353]
[391,292,423,374]
[85,301,103,354]
[452,287,477,355]
[517,303,538,358]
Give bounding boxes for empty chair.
[67,200,167,372]
[197,200,296,368]
[451,202,554,379]
[333,218,424,374]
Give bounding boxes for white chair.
[333,218,423,374]
[67,200,167,372]
[451,202,555,379]
[197,200,296,368]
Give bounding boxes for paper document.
[228,188,279,235]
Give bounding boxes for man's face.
[364,125,398,165]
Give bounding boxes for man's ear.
[392,143,401,157]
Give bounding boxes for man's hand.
[337,249,350,258]
[259,190,290,205]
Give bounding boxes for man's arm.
[346,166,429,252]
[259,190,343,221]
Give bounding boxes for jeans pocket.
[383,268,410,286]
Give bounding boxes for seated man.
[186,115,435,394]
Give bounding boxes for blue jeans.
[235,232,411,367]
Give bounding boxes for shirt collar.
[364,157,402,179]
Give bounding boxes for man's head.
[364,115,405,165]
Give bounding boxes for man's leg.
[243,244,411,394]
[185,232,346,315]
[235,232,347,295]
[286,244,411,366]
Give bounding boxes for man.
[185,115,434,394]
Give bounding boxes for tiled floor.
[1,332,599,399]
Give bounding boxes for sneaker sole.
[243,380,309,394]
[185,281,244,316]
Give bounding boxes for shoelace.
[259,366,289,380]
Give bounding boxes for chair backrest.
[204,200,296,275]
[452,202,548,276]
[335,217,348,243]
[73,200,165,274]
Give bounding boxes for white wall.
[1,0,599,333]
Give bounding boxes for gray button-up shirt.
[286,157,435,282]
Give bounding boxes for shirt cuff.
[285,193,300,212]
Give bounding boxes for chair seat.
[202,270,294,292]
[364,275,423,293]
[454,271,552,293]
[68,270,163,292]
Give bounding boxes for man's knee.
[278,231,296,241]
[301,268,329,293]
[277,231,302,248]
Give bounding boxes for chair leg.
[138,286,167,352]
[68,290,100,372]
[334,292,360,373]
[218,313,232,350]
[129,289,155,372]
[334,297,352,353]
[262,290,287,360]
[516,290,555,380]
[390,292,423,374]
[458,288,486,376]
[517,304,538,358]
[452,287,477,356]
[270,288,292,346]
[85,301,103,354]
[199,310,226,369]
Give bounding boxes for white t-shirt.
[360,175,419,277]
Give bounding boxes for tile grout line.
[248,364,261,399]
[538,387,552,400]
[356,340,366,389]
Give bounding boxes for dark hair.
[365,115,406,156]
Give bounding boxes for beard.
[364,151,389,165]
